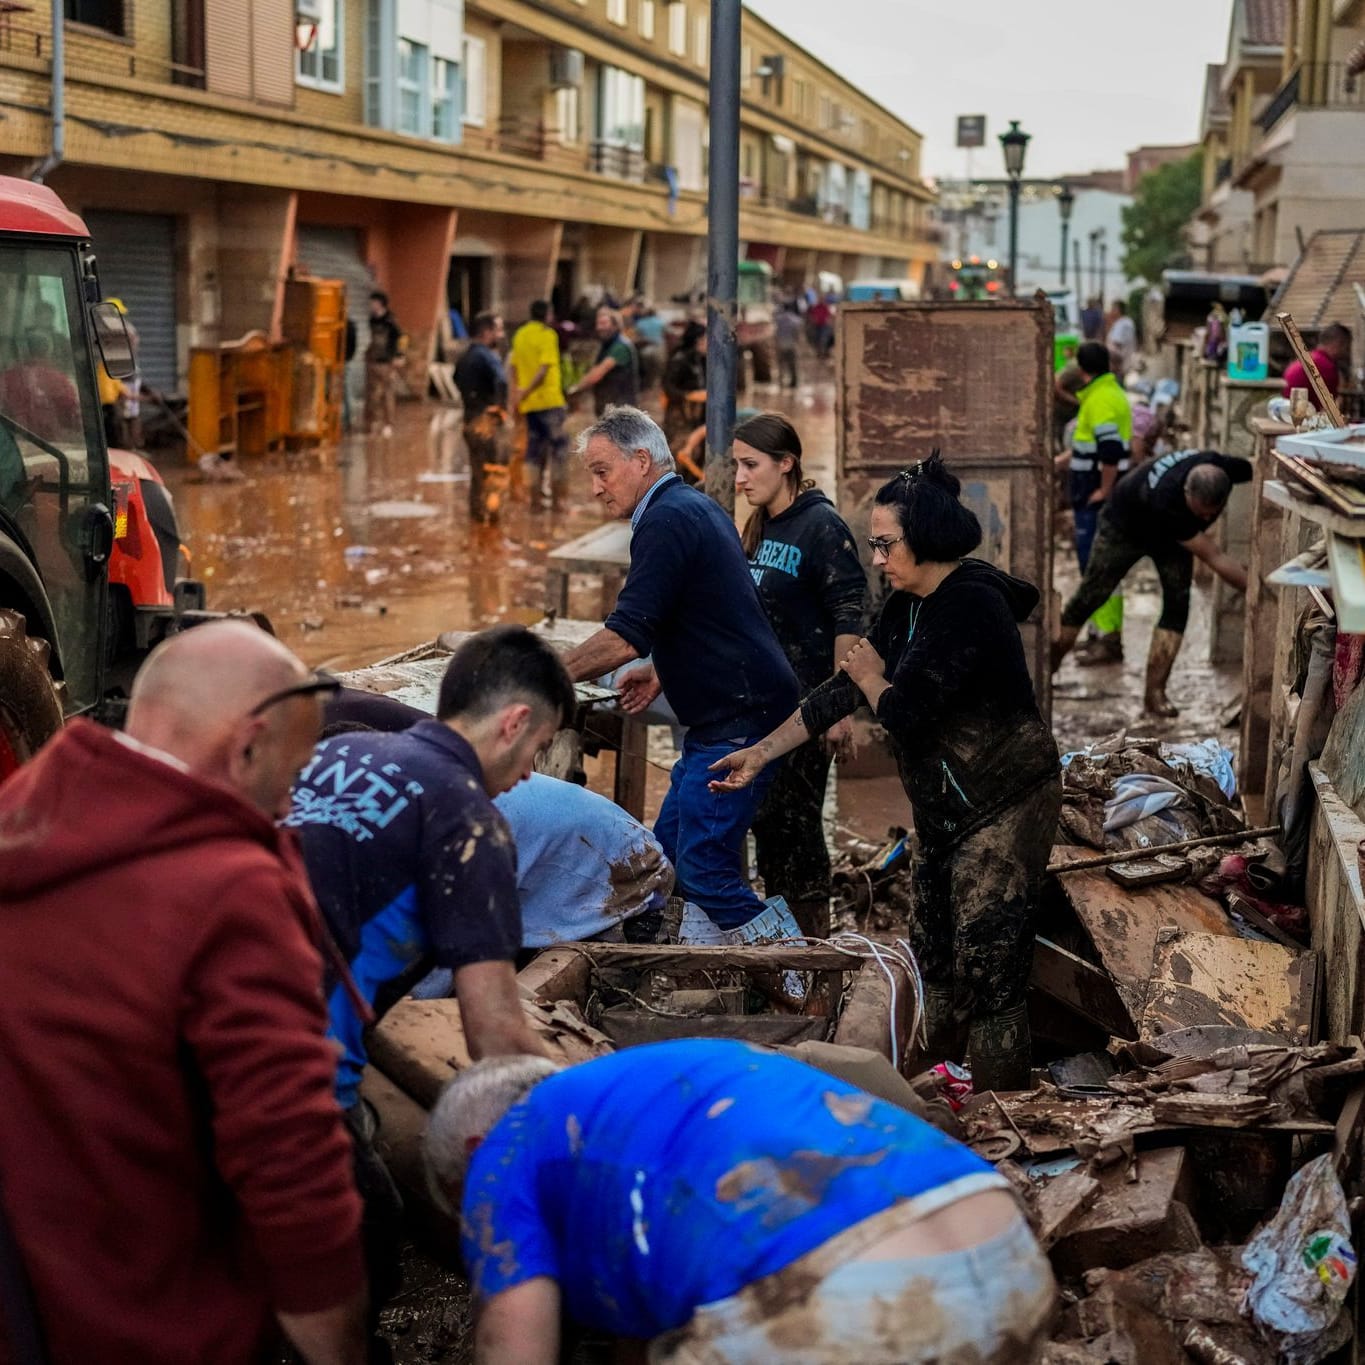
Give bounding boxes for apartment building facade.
[1191,0,1365,274]
[0,0,935,391]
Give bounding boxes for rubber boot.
[1049,625,1080,674]
[787,896,831,940]
[1074,632,1124,667]
[968,1003,1032,1093]
[1144,627,1184,718]
[481,462,510,523]
[924,984,967,1064]
[550,461,571,513]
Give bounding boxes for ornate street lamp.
[999,120,1030,297]
[1057,183,1075,289]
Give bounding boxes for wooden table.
[544,521,632,619]
[338,617,653,819]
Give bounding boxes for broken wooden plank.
[518,946,592,1003]
[1032,936,1136,1040]
[1277,310,1349,427]
[1151,1093,1273,1127]
[577,942,873,973]
[594,1009,828,1049]
[1034,1169,1103,1250]
[369,996,612,1107]
[1056,869,1238,1025]
[1139,929,1319,1046]
[1050,1146,1201,1279]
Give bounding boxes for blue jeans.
[655,735,777,931]
[524,406,568,469]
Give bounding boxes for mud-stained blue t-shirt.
[460,1039,996,1338]
[286,720,521,1108]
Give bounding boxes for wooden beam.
[1277,310,1348,427]
[573,942,877,972]
[1030,936,1136,1039]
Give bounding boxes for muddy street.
[163,373,1242,841]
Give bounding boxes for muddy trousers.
[523,406,569,503]
[752,737,833,929]
[465,415,508,523]
[1060,514,1194,634]
[363,361,397,432]
[1070,474,1123,637]
[911,779,1062,1089]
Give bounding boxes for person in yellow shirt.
[508,300,568,510]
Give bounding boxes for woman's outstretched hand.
[707,746,766,793]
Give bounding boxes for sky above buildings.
[746,0,1235,180]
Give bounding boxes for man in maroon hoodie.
[0,621,368,1364]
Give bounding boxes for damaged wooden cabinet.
[836,298,1055,718]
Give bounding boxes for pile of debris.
[941,1031,1365,1362]
[827,728,1361,1359]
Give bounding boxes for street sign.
[957,115,986,148]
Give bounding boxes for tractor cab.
[0,177,132,774]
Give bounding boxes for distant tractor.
[0,177,209,779]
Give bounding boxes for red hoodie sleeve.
[180,862,365,1314]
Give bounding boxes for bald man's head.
[1185,464,1231,520]
[127,622,323,817]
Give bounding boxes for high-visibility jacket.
[1070,371,1132,474]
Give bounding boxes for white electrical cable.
[772,932,926,1072]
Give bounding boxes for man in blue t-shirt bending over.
[427,1039,1055,1364]
[561,405,799,939]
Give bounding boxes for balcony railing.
[1258,63,1365,133]
[1258,68,1301,132]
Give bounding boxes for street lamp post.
[1057,184,1075,290]
[998,120,1030,298]
[704,0,741,511]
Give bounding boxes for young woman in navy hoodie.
[712,454,1061,1092]
[734,412,867,938]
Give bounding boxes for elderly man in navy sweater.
[563,405,799,939]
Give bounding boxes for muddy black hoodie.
[747,488,869,690]
[801,558,1059,849]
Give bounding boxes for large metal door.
[836,298,1055,716]
[295,226,375,351]
[83,211,178,393]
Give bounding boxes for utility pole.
[703,0,740,513]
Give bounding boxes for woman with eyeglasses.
[710,453,1061,1091]
[733,412,868,939]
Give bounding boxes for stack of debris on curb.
[955,1032,1365,1362]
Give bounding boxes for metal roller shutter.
[295,225,378,415]
[84,210,179,394]
[295,225,378,347]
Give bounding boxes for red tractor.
[0,177,207,779]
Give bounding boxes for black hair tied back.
[873,447,980,564]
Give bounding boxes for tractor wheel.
[0,609,63,783]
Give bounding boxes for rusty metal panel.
[836,299,1055,716]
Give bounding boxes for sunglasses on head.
[248,671,343,717]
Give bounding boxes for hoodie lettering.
[752,539,802,578]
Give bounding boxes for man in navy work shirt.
[288,625,570,1107]
[1052,449,1251,717]
[426,1040,1056,1364]
[561,405,799,937]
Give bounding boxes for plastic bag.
[1241,1154,1357,1363]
